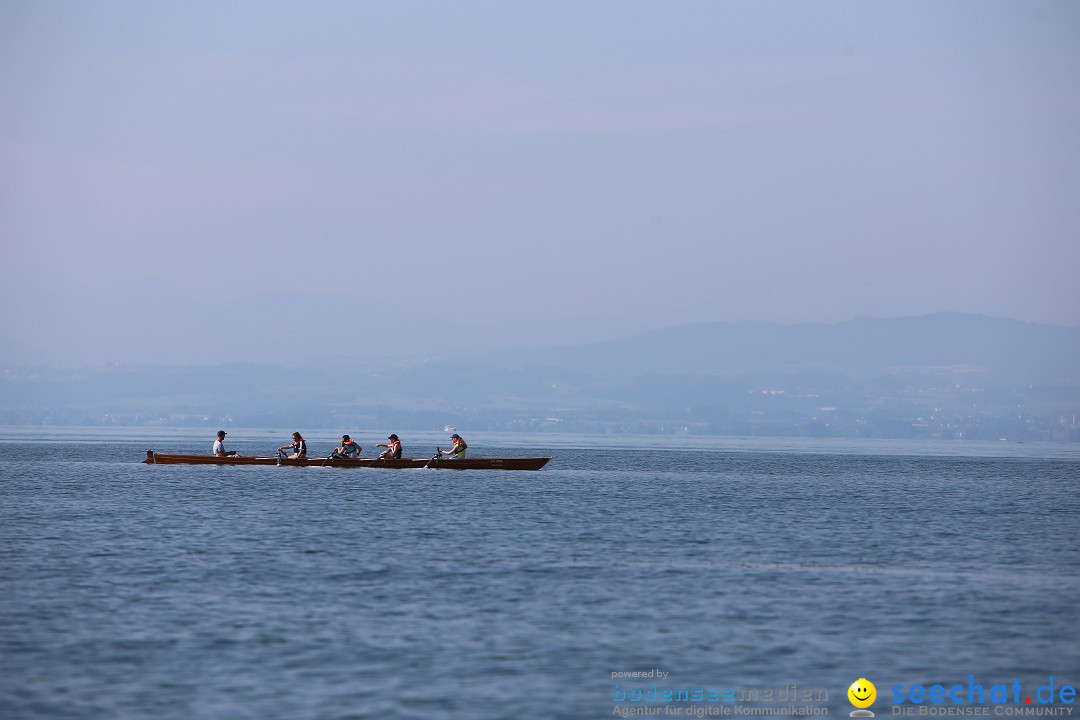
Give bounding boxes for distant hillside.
[2,314,1078,440]
[515,313,1080,380]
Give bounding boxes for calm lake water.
[1,429,1078,719]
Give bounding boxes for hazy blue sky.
[2,1,1078,365]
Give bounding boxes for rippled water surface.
[1,430,1078,719]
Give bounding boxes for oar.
[320,452,336,467]
[423,448,440,469]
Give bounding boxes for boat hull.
[142,451,550,471]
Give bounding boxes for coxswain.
[212,430,237,457]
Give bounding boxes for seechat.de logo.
[890,676,1076,709]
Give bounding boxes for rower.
[439,433,467,459]
[376,434,403,459]
[277,432,307,459]
[332,434,362,459]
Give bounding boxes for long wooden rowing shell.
[143,450,550,471]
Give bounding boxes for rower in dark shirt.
[277,432,307,460]
[377,434,403,459]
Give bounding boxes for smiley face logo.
[848,678,876,709]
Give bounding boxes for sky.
[1,0,1078,366]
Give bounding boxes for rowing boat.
[142,450,550,471]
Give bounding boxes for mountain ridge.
[2,313,1078,440]
[504,312,1080,379]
